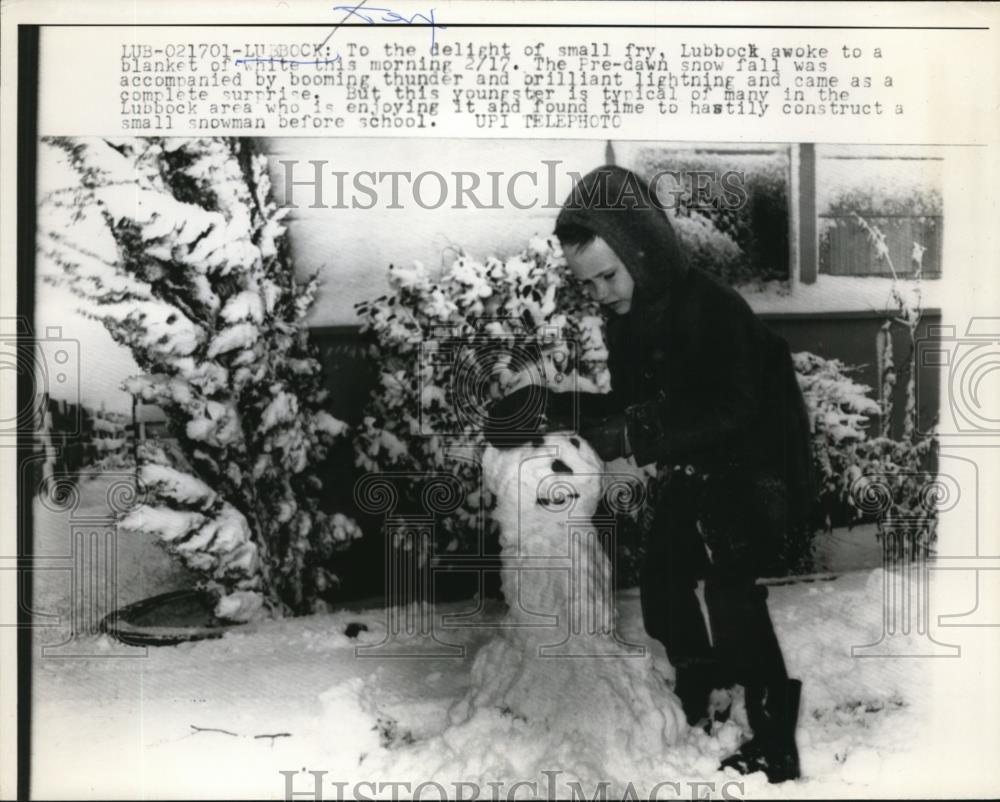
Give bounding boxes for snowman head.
[483,432,605,521]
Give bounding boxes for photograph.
[22,133,970,798]
[3,3,1000,800]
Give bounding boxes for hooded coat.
[555,165,815,549]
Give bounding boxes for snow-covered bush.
[40,137,361,620]
[670,214,745,282]
[634,147,791,285]
[793,350,936,539]
[794,352,881,530]
[354,237,608,555]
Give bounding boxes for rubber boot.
[720,678,802,783]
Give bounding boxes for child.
[487,165,814,783]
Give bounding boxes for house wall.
[264,137,608,326]
[763,312,941,438]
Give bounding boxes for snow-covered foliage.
[670,213,745,281]
[354,236,609,555]
[633,146,791,285]
[794,352,882,529]
[794,348,936,536]
[798,217,937,538]
[40,137,361,620]
[795,352,881,446]
[847,216,938,542]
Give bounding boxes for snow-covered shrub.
[794,352,881,531]
[670,214,744,282]
[821,180,942,219]
[354,237,608,555]
[634,147,791,285]
[40,137,361,620]
[794,350,937,540]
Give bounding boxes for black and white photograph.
[3,3,1000,799]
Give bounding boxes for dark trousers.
[639,469,789,720]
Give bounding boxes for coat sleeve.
[544,389,624,430]
[625,311,763,467]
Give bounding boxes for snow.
[312,411,349,439]
[31,567,997,798]
[260,391,299,432]
[389,261,433,293]
[420,385,448,409]
[741,274,946,316]
[139,464,217,510]
[206,322,260,358]
[220,290,266,325]
[118,504,206,543]
[378,430,410,462]
[133,302,204,359]
[203,503,253,558]
[214,590,265,623]
[185,400,241,447]
[29,473,1000,798]
[794,351,882,444]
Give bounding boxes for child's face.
[564,236,635,315]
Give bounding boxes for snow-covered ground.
[29,475,1000,799]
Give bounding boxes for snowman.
[449,430,687,766]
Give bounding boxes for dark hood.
[555,165,689,314]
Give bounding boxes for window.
[815,145,943,279]
[621,142,792,287]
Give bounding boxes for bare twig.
[190,725,239,737]
[254,732,293,746]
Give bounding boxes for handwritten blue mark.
[234,55,343,67]
[332,5,445,50]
